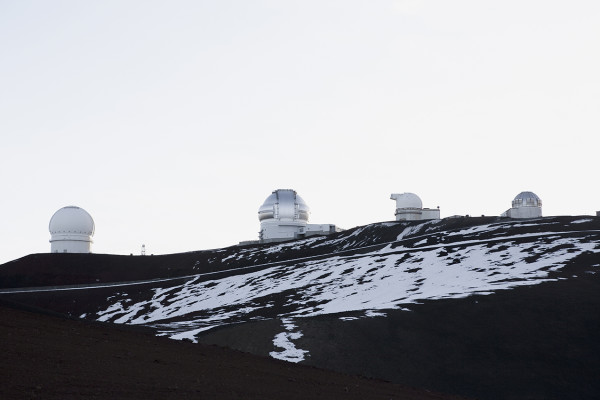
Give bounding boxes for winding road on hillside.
[2,228,597,295]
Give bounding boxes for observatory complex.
[42,191,555,255]
[257,189,341,243]
[502,191,543,219]
[49,206,95,253]
[390,192,440,221]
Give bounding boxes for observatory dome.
[49,206,95,235]
[258,189,310,222]
[49,206,95,253]
[512,191,542,208]
[392,192,423,209]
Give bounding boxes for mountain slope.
[91,217,599,339]
[1,216,599,399]
[1,301,467,400]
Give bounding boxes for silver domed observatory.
[502,191,542,219]
[257,189,341,243]
[259,189,310,225]
[390,192,440,221]
[49,206,95,253]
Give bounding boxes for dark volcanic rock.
[1,215,599,400]
[197,259,600,400]
[0,301,466,400]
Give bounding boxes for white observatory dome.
[512,191,542,208]
[49,206,95,253]
[258,189,310,222]
[391,192,423,209]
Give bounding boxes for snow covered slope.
[88,217,600,358]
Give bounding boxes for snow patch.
[413,239,428,246]
[365,310,386,318]
[269,318,308,363]
[169,326,214,342]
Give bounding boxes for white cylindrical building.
[503,191,542,219]
[258,189,310,242]
[390,192,440,221]
[390,192,423,220]
[49,206,95,253]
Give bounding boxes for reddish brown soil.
[0,303,468,400]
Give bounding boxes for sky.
[1,0,599,264]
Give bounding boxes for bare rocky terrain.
[0,300,466,400]
[2,216,599,399]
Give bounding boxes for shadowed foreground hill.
[0,301,466,400]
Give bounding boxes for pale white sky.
[1,0,599,264]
